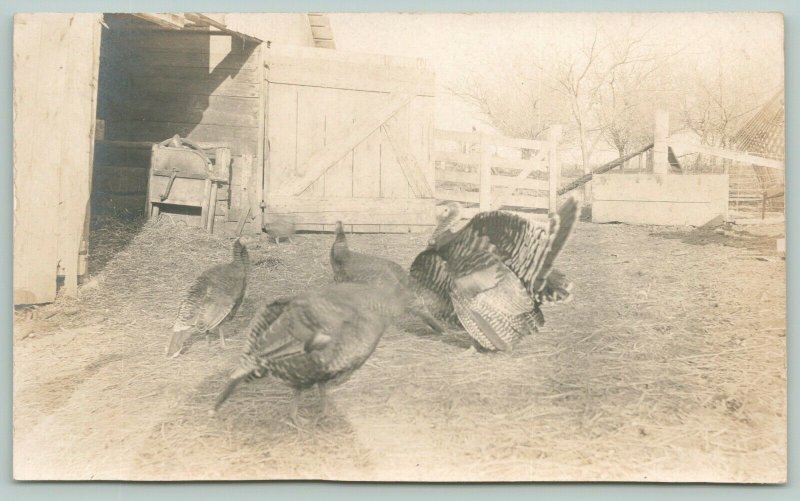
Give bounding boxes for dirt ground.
[12,215,786,482]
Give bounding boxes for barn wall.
[13,13,102,304]
[95,25,262,222]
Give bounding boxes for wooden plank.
[432,150,480,166]
[127,75,260,98]
[381,120,434,198]
[669,140,785,170]
[14,14,102,299]
[380,105,410,200]
[433,150,548,174]
[231,155,255,221]
[106,47,258,71]
[592,172,729,204]
[352,94,384,198]
[491,147,549,210]
[295,86,328,198]
[49,15,71,292]
[436,169,548,191]
[131,13,186,30]
[133,64,259,83]
[267,57,436,96]
[491,156,548,172]
[13,14,60,303]
[107,93,259,128]
[114,29,257,53]
[257,44,267,230]
[80,16,103,278]
[59,15,100,293]
[104,121,258,156]
[435,188,548,210]
[323,88,355,198]
[267,196,435,226]
[436,188,479,204]
[280,92,414,196]
[120,27,214,49]
[409,95,435,197]
[266,83,298,195]
[149,177,209,207]
[593,200,726,226]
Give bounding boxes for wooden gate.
[264,45,437,233]
[433,126,562,214]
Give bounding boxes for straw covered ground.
[13,214,786,482]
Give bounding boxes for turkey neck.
[232,240,250,272]
[331,224,349,261]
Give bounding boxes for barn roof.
[731,88,785,161]
[129,13,264,43]
[127,13,337,49]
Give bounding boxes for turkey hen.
[331,221,444,334]
[166,237,252,358]
[330,221,444,334]
[264,214,296,244]
[212,281,408,424]
[409,198,579,352]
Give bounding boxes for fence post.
[479,134,492,212]
[548,125,562,215]
[653,109,669,174]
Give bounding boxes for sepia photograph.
[12,11,785,483]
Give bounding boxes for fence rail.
[433,127,561,213]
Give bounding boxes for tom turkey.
[409,198,579,352]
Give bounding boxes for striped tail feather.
[409,249,459,325]
[450,290,512,352]
[533,197,579,295]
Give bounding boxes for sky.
[328,12,784,161]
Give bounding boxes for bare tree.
[449,69,560,142]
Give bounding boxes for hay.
[12,215,786,482]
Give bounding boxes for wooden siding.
[95,26,262,220]
[13,13,102,303]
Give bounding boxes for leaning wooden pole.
[558,143,654,196]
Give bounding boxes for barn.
[13,12,437,305]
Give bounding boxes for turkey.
[330,221,444,334]
[409,198,579,352]
[263,214,296,244]
[166,236,252,358]
[212,281,408,424]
